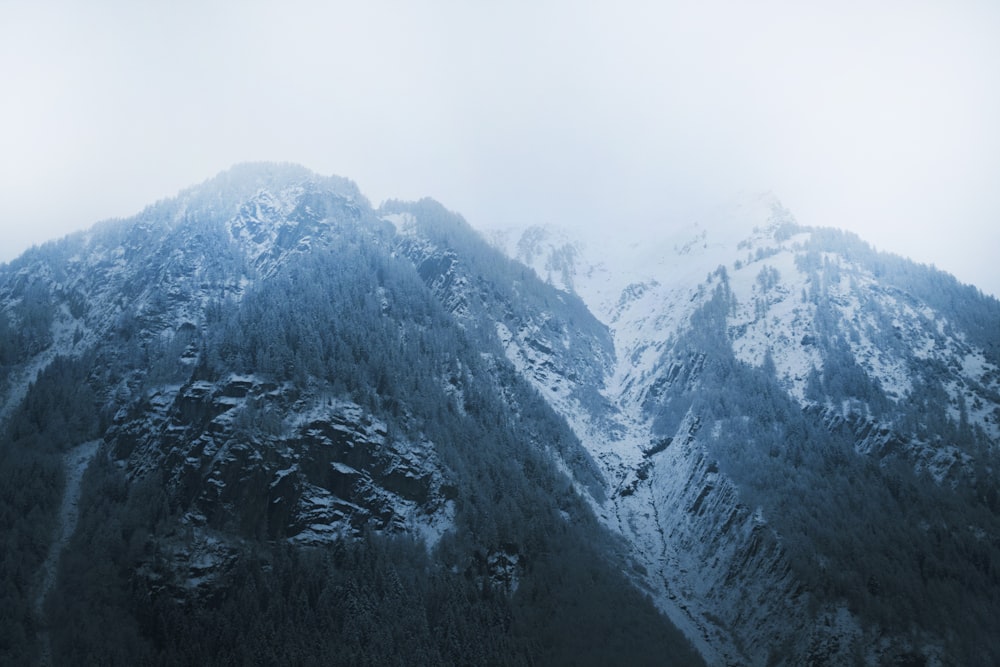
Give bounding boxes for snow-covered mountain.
[488,192,1000,665]
[2,166,998,665]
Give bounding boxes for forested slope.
[0,164,701,665]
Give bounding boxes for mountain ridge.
[488,200,1000,665]
[1,163,998,665]
[0,164,702,665]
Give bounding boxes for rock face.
[109,376,454,544]
[2,169,998,665]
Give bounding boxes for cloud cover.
[2,0,999,295]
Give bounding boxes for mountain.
[0,164,699,666]
[2,166,998,665]
[489,193,1000,666]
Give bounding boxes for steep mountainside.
[2,167,998,665]
[489,194,1000,665]
[0,164,700,666]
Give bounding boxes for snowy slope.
[488,193,999,665]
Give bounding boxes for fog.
[2,0,998,295]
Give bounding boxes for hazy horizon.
[2,1,998,296]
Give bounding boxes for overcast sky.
[2,0,999,296]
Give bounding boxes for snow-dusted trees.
[645,278,1000,663]
[0,353,102,663]
[20,200,703,665]
[0,280,55,369]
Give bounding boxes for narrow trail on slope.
[34,439,101,667]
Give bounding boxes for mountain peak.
[193,162,363,199]
[2,170,998,666]
[145,162,369,229]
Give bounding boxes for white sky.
[2,0,999,296]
